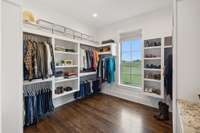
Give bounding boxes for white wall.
[0,0,2,132]
[97,7,172,108]
[177,0,200,102]
[2,0,23,133]
[22,1,97,38]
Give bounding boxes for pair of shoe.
[154,101,169,121]
[144,73,161,80]
[144,88,160,95]
[55,86,73,94]
[145,64,161,69]
[145,41,161,47]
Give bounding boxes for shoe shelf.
[53,89,79,99]
[144,46,161,50]
[144,78,161,83]
[144,68,161,71]
[143,37,164,99]
[144,57,161,60]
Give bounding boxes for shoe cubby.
[143,37,164,99]
[53,78,79,99]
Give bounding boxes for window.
[119,30,142,88]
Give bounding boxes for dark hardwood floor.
[24,94,172,133]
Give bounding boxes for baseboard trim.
[101,88,159,109]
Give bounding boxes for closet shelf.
[80,71,96,77]
[99,51,111,55]
[55,77,78,83]
[164,45,173,48]
[144,78,161,83]
[55,51,78,55]
[144,68,161,71]
[144,46,161,50]
[144,57,161,60]
[143,92,162,99]
[53,89,79,99]
[55,65,78,68]
[23,78,52,85]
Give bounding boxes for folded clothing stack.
[64,72,77,78]
[55,71,63,77]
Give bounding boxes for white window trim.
[118,38,143,90]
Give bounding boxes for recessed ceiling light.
[92,13,98,18]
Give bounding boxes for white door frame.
[172,0,177,132]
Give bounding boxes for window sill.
[118,83,142,92]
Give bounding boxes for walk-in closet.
[3,0,191,132]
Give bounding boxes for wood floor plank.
[24,94,172,133]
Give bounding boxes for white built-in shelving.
[143,38,164,99]
[23,25,117,100]
[143,36,173,99]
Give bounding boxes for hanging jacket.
[107,57,115,83]
[24,40,35,81]
[164,54,172,99]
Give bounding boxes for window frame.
[118,31,143,90]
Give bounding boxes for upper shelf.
[144,46,161,50]
[23,27,100,48]
[55,51,78,55]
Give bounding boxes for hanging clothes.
[74,80,100,99]
[23,82,54,126]
[23,39,55,81]
[97,56,115,83]
[164,54,172,99]
[80,48,99,72]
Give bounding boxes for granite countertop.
[177,99,200,133]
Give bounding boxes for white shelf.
[144,46,161,49]
[55,51,78,55]
[164,45,173,48]
[53,89,79,99]
[55,77,78,83]
[55,65,78,68]
[80,71,96,77]
[144,68,161,71]
[144,78,161,83]
[99,43,113,47]
[99,51,111,55]
[23,78,52,85]
[144,57,161,60]
[143,92,163,99]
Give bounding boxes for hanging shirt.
[107,57,115,83]
[44,42,52,77]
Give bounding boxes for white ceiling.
[23,0,171,28]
